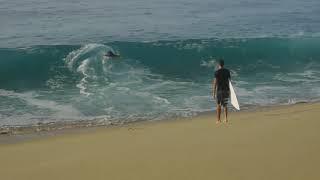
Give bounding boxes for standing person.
[212,59,231,124]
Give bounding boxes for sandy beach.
[1,103,320,180]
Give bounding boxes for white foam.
[0,89,82,122]
[200,59,216,68]
[142,81,174,91]
[0,89,15,97]
[274,70,320,83]
[153,96,171,105]
[64,43,115,96]
[289,31,305,38]
[76,59,92,96]
[64,43,111,70]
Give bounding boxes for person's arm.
[213,71,218,98]
[212,78,217,99]
[228,71,231,96]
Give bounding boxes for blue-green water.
[1,0,320,126]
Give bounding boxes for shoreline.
[0,101,318,144]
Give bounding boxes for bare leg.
[223,106,228,123]
[216,104,222,124]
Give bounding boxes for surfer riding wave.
[104,50,120,58]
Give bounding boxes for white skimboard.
[229,80,240,110]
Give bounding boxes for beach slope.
[1,103,320,180]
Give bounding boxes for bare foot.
[223,120,228,124]
[216,121,221,124]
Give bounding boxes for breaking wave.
[0,37,320,126]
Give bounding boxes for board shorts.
[216,90,230,107]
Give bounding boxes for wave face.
[1,38,320,126]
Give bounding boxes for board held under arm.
[229,80,240,110]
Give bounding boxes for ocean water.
[1,0,320,126]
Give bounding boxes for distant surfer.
[104,50,120,58]
[212,59,231,124]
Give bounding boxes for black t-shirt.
[214,68,231,91]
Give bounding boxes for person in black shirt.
[212,59,231,124]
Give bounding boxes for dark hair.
[218,59,224,67]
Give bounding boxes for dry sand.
[1,103,320,180]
